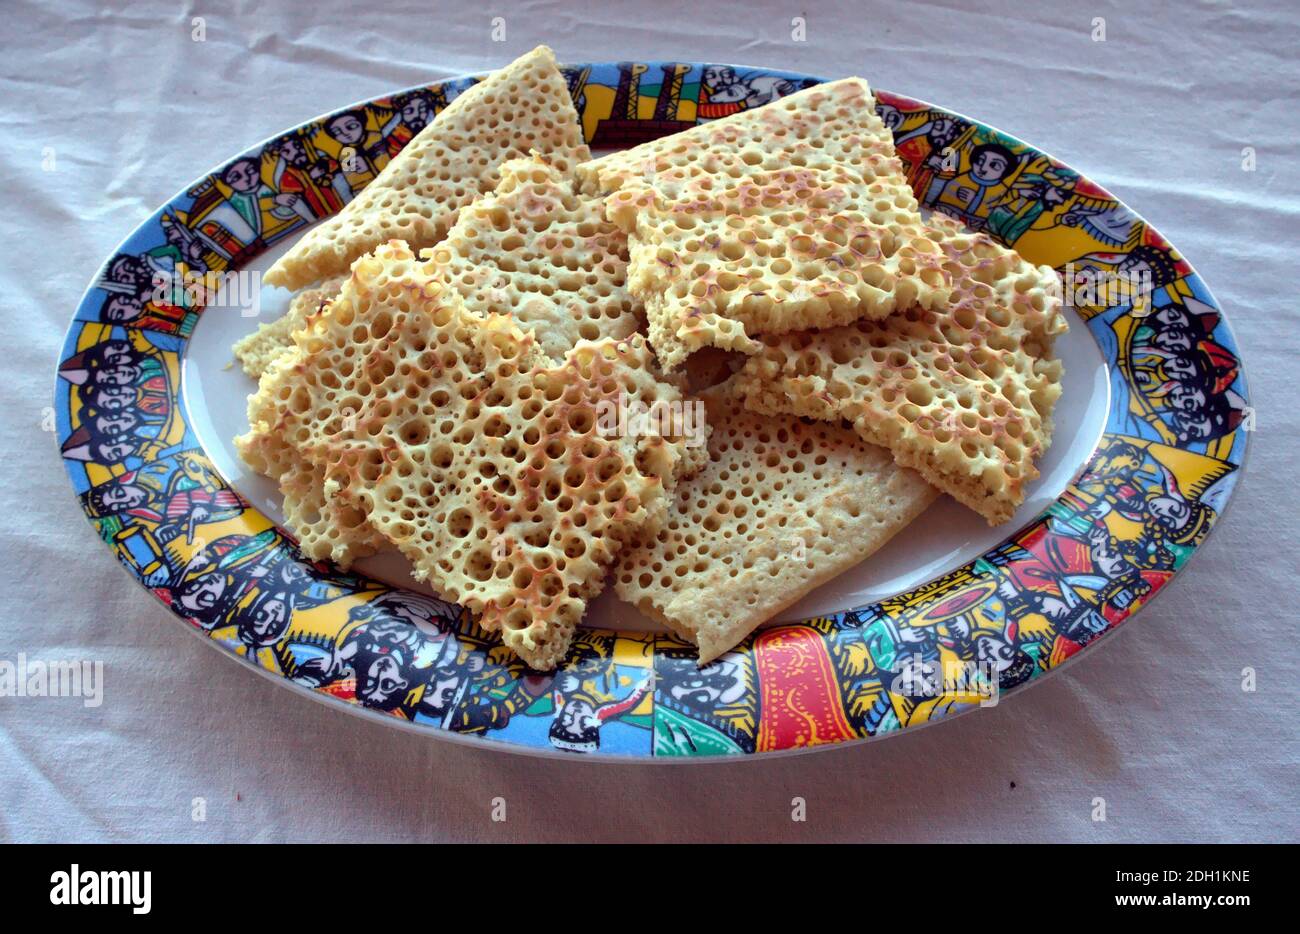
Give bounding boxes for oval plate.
[55,61,1250,759]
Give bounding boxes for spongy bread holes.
[447,507,475,538]
[558,404,596,436]
[977,354,1005,379]
[905,382,933,407]
[400,418,431,446]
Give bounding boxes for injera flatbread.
[240,240,700,669]
[420,154,642,361]
[237,154,656,570]
[264,45,591,291]
[232,276,345,378]
[236,350,385,567]
[732,215,1067,525]
[577,77,950,369]
[240,154,640,380]
[615,383,936,662]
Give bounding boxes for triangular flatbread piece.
[578,77,950,369]
[265,45,590,291]
[240,154,641,378]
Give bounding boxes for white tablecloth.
[2,0,1296,843]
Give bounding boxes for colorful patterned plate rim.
[55,61,1250,760]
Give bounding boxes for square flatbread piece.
[578,77,949,369]
[615,383,936,662]
[237,153,651,570]
[732,216,1067,525]
[241,241,699,669]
